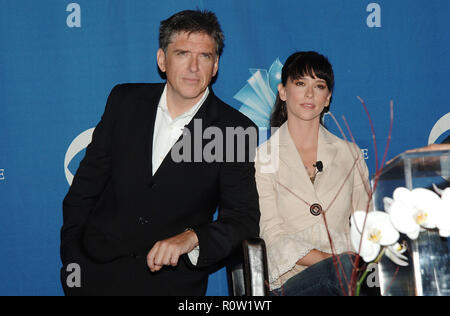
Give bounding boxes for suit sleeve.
[60,85,120,265]
[191,122,261,268]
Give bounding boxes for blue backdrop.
[0,0,449,295]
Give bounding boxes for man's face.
[157,32,219,104]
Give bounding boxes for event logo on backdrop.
[428,113,450,145]
[234,59,283,129]
[64,128,94,185]
[0,169,4,181]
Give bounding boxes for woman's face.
[278,73,332,123]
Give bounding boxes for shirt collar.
[158,84,210,120]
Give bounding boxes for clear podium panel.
[372,150,450,296]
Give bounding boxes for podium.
[372,149,450,296]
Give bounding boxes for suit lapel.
[317,125,338,169]
[277,123,317,206]
[314,125,338,191]
[183,88,220,132]
[141,84,164,186]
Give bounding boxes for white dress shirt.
[152,84,209,265]
[152,85,209,175]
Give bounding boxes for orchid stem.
[356,269,370,296]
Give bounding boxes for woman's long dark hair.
[270,51,335,127]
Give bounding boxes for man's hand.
[146,230,199,272]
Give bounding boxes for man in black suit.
[61,10,260,296]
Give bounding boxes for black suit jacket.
[61,83,260,295]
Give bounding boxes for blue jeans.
[271,254,356,296]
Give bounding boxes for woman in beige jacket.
[255,51,372,295]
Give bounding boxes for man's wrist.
[184,228,199,248]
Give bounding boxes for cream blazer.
[255,122,371,289]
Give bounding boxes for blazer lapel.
[142,84,165,186]
[314,125,338,195]
[277,123,318,206]
[183,88,220,131]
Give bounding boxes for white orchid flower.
[350,211,400,263]
[385,187,441,239]
[385,242,409,266]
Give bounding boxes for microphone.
[313,161,323,173]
